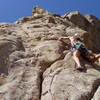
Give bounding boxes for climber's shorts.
[71,46,88,57]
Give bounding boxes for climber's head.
[74,33,82,42]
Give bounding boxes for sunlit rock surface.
[0,6,100,100]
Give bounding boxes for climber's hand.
[58,37,63,41]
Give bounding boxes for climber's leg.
[73,50,84,70]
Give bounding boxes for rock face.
[0,6,100,100]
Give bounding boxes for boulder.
[63,11,91,30]
[41,53,100,100]
[85,14,100,27]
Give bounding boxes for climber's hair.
[75,37,82,42]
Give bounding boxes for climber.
[58,35,100,70]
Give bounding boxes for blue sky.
[0,0,100,22]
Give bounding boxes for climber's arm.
[58,36,70,41]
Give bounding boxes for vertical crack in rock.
[39,72,43,100]
[39,62,65,100]
[41,67,64,100]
